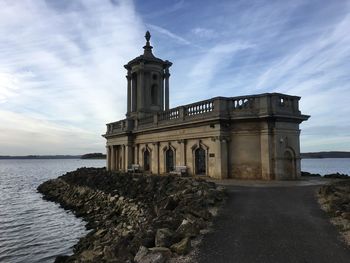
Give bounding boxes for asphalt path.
[196,184,350,263]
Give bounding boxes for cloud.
[0,0,145,155]
[142,0,186,19]
[0,0,349,154]
[189,42,254,84]
[0,109,99,154]
[247,13,350,151]
[167,1,350,151]
[191,27,217,39]
[148,24,191,45]
[0,72,21,103]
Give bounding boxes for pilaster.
[138,63,145,110]
[160,74,164,110]
[179,139,187,166]
[106,146,111,171]
[127,71,132,114]
[164,68,170,110]
[152,142,160,174]
[122,145,126,172]
[125,144,133,170]
[111,145,116,170]
[212,136,229,179]
[260,126,274,180]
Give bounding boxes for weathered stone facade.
[103,31,309,180]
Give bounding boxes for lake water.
[0,158,349,263]
[0,159,105,263]
[301,158,350,175]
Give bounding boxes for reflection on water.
[0,159,105,263]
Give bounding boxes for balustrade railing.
[107,120,125,134]
[185,100,214,116]
[232,97,255,110]
[159,108,179,121]
[105,93,301,135]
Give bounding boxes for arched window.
[165,148,175,172]
[151,84,158,105]
[144,149,151,171]
[195,147,206,175]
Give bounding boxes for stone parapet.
[104,93,308,137]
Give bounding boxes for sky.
[0,0,349,155]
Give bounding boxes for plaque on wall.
[209,153,215,157]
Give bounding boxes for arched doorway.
[195,147,206,175]
[283,150,295,179]
[165,148,174,172]
[144,150,151,171]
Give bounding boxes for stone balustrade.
[105,93,302,135]
[185,99,214,116]
[159,108,180,121]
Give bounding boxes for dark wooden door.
[195,147,206,175]
[166,149,174,172]
[144,150,150,171]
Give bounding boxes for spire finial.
[145,31,151,43]
[143,31,154,57]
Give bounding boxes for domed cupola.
[124,31,172,119]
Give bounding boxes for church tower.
[124,31,172,119]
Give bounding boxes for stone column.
[111,145,116,170]
[127,71,132,114]
[106,146,111,171]
[115,146,120,170]
[122,145,126,171]
[260,128,274,180]
[160,72,164,110]
[138,63,145,110]
[134,145,138,164]
[164,68,170,110]
[132,74,137,112]
[180,140,187,166]
[125,144,133,169]
[152,142,159,175]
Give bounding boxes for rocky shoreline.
[37,168,225,263]
[318,180,350,246]
[301,171,349,178]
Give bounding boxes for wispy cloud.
[148,24,191,45]
[191,27,218,39]
[142,0,186,19]
[1,0,349,154]
[0,0,145,154]
[162,0,350,151]
[188,42,254,92]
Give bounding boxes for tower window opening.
[151,84,158,105]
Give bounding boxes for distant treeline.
[81,153,106,159]
[301,151,350,159]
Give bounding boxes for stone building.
[103,31,309,180]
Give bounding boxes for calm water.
[0,158,349,263]
[0,159,105,263]
[301,158,350,175]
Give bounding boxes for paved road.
[196,185,350,263]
